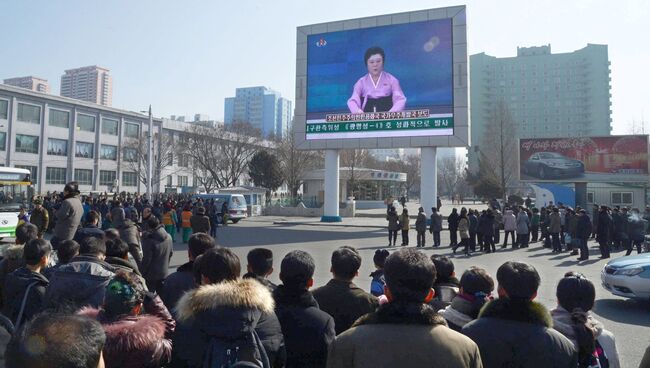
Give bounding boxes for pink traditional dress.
[347,71,406,113]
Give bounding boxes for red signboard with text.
[519,135,649,182]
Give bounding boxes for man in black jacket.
[597,206,613,259]
[140,216,173,293]
[448,208,460,248]
[73,210,105,244]
[274,250,335,368]
[462,261,577,367]
[159,232,215,312]
[313,246,378,335]
[45,237,116,309]
[243,248,277,292]
[104,237,147,289]
[2,239,51,327]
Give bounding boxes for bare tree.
[177,122,263,188]
[276,128,320,198]
[438,155,466,199]
[192,164,218,193]
[477,101,518,200]
[340,149,372,198]
[385,154,421,198]
[121,132,175,187]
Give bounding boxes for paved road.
[169,216,649,368]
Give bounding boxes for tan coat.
[327,302,482,368]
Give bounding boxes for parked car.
[601,253,650,302]
[523,152,584,179]
[193,193,248,224]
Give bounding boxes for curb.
[272,221,385,229]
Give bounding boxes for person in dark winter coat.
[429,255,460,311]
[171,247,285,368]
[439,267,494,332]
[313,246,378,335]
[2,239,51,328]
[369,249,389,297]
[159,233,215,312]
[104,238,146,289]
[42,239,80,279]
[327,249,482,368]
[51,182,84,249]
[45,237,116,310]
[468,210,478,252]
[74,210,105,245]
[386,206,399,247]
[273,250,335,368]
[447,208,460,247]
[140,216,173,293]
[576,209,592,261]
[462,261,577,368]
[79,271,176,368]
[189,206,211,234]
[111,205,143,267]
[415,207,427,247]
[479,209,496,253]
[429,207,443,247]
[243,248,277,293]
[596,206,612,259]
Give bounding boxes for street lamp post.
[147,105,153,200]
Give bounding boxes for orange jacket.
[181,211,192,228]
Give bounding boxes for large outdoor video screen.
[305,19,454,140]
[519,135,649,182]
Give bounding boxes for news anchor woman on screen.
[347,46,406,113]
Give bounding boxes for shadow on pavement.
[593,299,650,327]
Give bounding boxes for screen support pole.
[420,147,437,217]
[321,149,342,222]
[575,182,587,209]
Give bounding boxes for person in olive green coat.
[398,209,410,246]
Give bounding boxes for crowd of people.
[387,199,650,261]
[0,182,647,367]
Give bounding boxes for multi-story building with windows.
[60,65,113,106]
[468,44,612,172]
[224,86,292,138]
[3,76,50,93]
[0,84,246,194]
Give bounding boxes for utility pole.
[499,114,506,203]
[147,105,153,200]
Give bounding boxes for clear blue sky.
[1,0,647,133]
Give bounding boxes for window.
[123,148,138,162]
[16,165,37,184]
[74,169,93,185]
[124,122,139,138]
[17,103,41,124]
[587,192,595,204]
[0,100,8,119]
[100,144,117,160]
[0,132,5,151]
[77,114,96,132]
[99,170,117,186]
[49,109,70,128]
[611,192,633,206]
[178,154,189,167]
[166,175,172,187]
[76,142,94,158]
[15,134,39,154]
[47,138,68,156]
[178,175,188,187]
[102,118,118,135]
[46,167,67,185]
[122,172,137,187]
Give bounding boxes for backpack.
[202,329,270,368]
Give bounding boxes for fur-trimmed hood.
[478,297,553,327]
[1,244,24,261]
[79,307,171,368]
[176,278,275,322]
[354,301,446,327]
